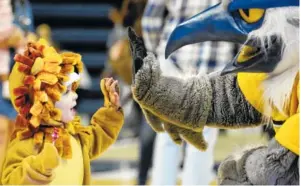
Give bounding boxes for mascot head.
[165,0,299,76]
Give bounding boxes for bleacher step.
[32,3,112,18]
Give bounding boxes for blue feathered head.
[165,0,299,75]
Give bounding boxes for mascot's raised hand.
[128,27,147,79]
[127,27,209,150]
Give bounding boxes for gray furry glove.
[142,107,208,150]
[218,138,299,185]
[128,27,212,132]
[128,27,212,150]
[141,109,164,132]
[163,122,208,150]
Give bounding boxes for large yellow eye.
[238,9,265,23]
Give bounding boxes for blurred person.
[36,24,54,46]
[141,0,235,184]
[13,0,34,32]
[36,23,62,51]
[0,0,25,49]
[13,0,37,50]
[0,2,30,168]
[0,116,14,185]
[0,1,37,153]
[0,0,27,126]
[107,1,156,184]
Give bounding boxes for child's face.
[55,85,78,123]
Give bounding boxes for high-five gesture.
[127,27,147,83]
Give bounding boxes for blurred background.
[0,0,274,185]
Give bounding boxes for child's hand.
[101,78,121,108]
[32,143,60,176]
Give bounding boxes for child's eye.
[64,85,72,95]
[64,90,70,95]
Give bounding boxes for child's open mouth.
[71,106,77,115]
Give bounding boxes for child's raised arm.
[76,78,124,160]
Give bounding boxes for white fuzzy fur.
[232,144,264,161]
[247,7,299,117]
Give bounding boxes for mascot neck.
[263,65,299,117]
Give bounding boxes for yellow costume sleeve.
[77,79,124,160]
[1,140,59,185]
[84,106,124,160]
[275,114,299,155]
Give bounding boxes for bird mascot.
[128,0,299,184]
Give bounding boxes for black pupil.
[74,67,79,74]
[242,9,250,17]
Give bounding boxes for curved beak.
[220,37,283,75]
[228,0,299,11]
[165,1,293,75]
[165,3,247,59]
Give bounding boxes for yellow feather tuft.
[33,79,42,91]
[30,101,44,116]
[50,108,62,121]
[76,60,84,73]
[57,73,69,82]
[31,57,45,75]
[36,91,48,103]
[61,52,82,65]
[40,108,51,121]
[44,63,61,74]
[61,64,74,74]
[37,72,58,85]
[45,86,61,102]
[43,54,63,65]
[37,38,50,47]
[30,116,41,128]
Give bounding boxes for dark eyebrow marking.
[287,18,299,27]
[242,9,250,17]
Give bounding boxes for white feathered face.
[243,7,299,75]
[222,6,300,75]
